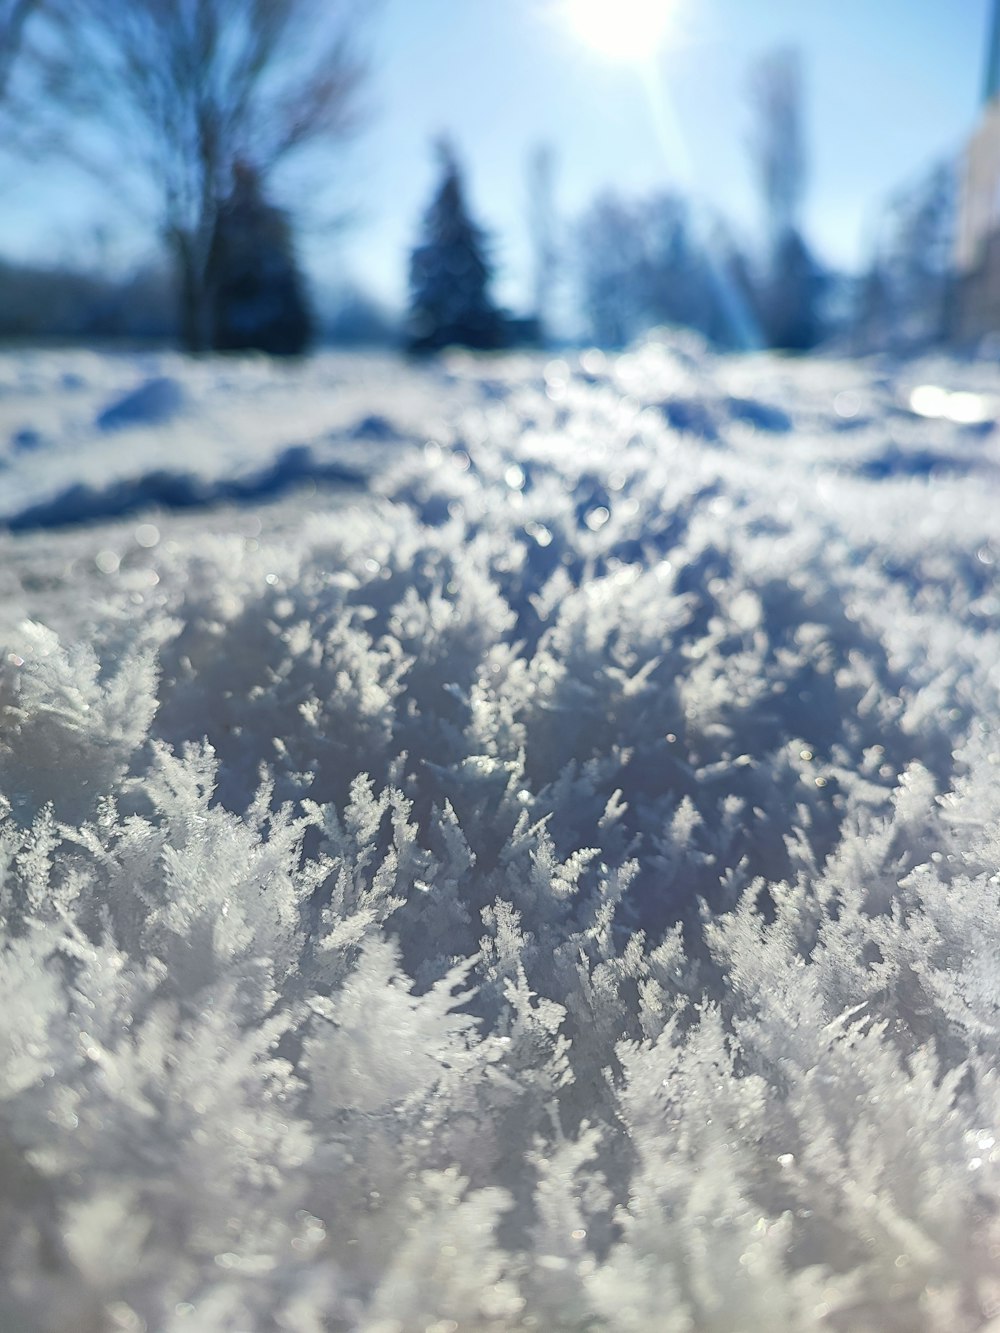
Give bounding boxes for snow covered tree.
[208,161,312,356]
[40,0,368,352]
[407,139,506,352]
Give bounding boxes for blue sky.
[0,0,990,317]
[335,0,990,313]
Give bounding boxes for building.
[953,0,1000,342]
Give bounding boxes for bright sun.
[559,0,677,63]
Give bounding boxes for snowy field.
[2,339,1000,1332]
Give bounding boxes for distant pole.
[984,0,1000,104]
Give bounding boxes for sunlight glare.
[560,0,677,63]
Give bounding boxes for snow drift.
[1,340,1000,1331]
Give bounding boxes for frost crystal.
[1,341,999,1330]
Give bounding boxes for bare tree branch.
[748,46,805,245]
[0,0,36,96]
[0,0,38,104]
[38,0,373,349]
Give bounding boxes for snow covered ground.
[2,338,1000,1331]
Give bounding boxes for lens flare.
[560,0,677,63]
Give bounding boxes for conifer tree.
[760,225,825,351]
[407,139,505,352]
[208,162,313,357]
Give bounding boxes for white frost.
[0,338,999,1331]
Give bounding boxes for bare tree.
[526,143,557,343]
[576,191,647,347]
[576,189,753,349]
[0,0,47,153]
[43,0,370,350]
[0,0,36,101]
[856,160,956,352]
[747,47,825,350]
[748,46,805,247]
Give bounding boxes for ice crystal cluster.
[1,341,1000,1331]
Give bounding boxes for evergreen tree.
[407,139,505,352]
[208,162,313,356]
[760,226,825,351]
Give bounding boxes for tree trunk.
[171,227,214,354]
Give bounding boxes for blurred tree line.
[0,8,961,357]
[852,161,957,354]
[403,48,828,355]
[402,46,958,358]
